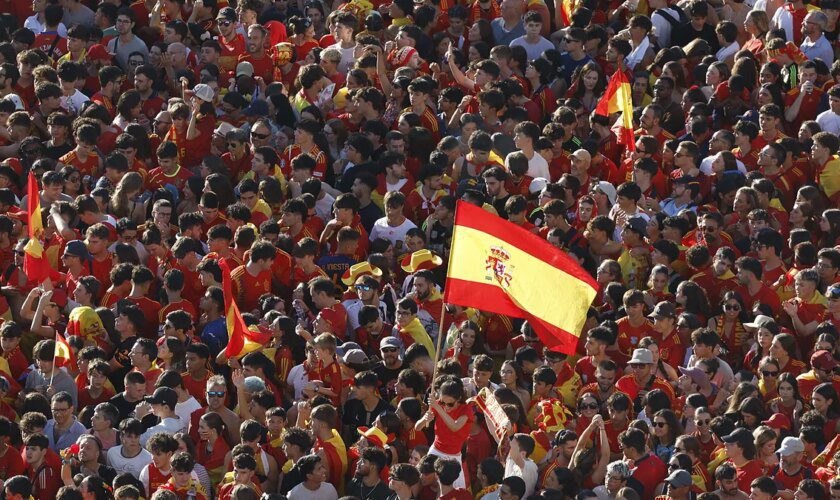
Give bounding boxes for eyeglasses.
[219,20,233,26]
[579,402,599,410]
[723,304,741,311]
[761,370,779,377]
[207,391,225,397]
[51,407,70,413]
[381,347,398,353]
[251,132,270,140]
[695,419,711,426]
[652,421,667,428]
[564,38,580,43]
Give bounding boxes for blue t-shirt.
[201,317,228,355]
[558,53,592,87]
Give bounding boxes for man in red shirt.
[784,61,823,134]
[239,25,274,83]
[619,428,667,499]
[215,7,246,72]
[735,256,782,317]
[770,437,813,495]
[435,458,473,500]
[721,428,765,494]
[24,434,58,500]
[146,141,193,194]
[613,290,656,367]
[615,348,676,411]
[231,241,276,315]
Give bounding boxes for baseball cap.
[236,61,254,78]
[595,181,617,205]
[625,215,648,238]
[649,301,676,320]
[86,44,113,62]
[762,413,792,432]
[50,289,68,309]
[678,366,709,388]
[721,428,753,446]
[380,337,402,352]
[776,436,805,456]
[192,83,215,103]
[811,350,839,371]
[216,7,237,20]
[664,470,692,489]
[63,240,92,261]
[628,348,654,365]
[144,387,178,409]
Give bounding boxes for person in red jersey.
[619,428,667,499]
[32,5,68,61]
[320,193,370,262]
[613,290,656,367]
[90,66,124,121]
[239,25,274,83]
[616,348,676,412]
[231,241,276,316]
[434,458,472,500]
[720,428,765,494]
[23,433,59,500]
[161,451,209,500]
[769,437,813,496]
[215,8,247,72]
[146,141,193,194]
[735,256,782,317]
[140,432,180,497]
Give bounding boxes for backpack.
[655,5,688,30]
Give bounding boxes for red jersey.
[221,151,254,182]
[292,265,328,287]
[182,371,210,406]
[732,460,765,493]
[145,165,194,193]
[238,52,274,83]
[230,265,273,314]
[0,445,25,480]
[313,358,343,406]
[90,254,114,289]
[614,317,656,363]
[279,144,327,179]
[431,402,474,454]
[33,32,67,60]
[159,299,198,324]
[630,453,667,499]
[126,296,163,338]
[59,150,100,177]
[28,461,59,500]
[217,33,247,72]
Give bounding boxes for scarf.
[625,36,650,70]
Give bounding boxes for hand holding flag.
[594,70,636,151]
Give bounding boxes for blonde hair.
[109,172,143,218]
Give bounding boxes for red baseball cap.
[811,350,839,371]
[762,413,792,432]
[86,44,113,62]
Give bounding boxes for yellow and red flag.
[594,69,636,151]
[219,261,272,359]
[54,331,78,372]
[469,387,512,443]
[558,0,577,26]
[443,201,598,355]
[24,172,54,283]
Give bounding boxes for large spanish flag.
[444,201,598,355]
[24,172,53,283]
[594,69,635,152]
[219,261,272,359]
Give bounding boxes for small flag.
[54,331,78,372]
[558,0,577,26]
[469,387,512,443]
[443,201,599,355]
[594,70,636,151]
[220,261,272,359]
[24,172,55,283]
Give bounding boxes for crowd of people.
[5,0,840,498]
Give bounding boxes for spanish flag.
[558,0,577,26]
[54,331,78,372]
[594,69,636,152]
[443,201,598,355]
[219,261,272,359]
[24,172,54,283]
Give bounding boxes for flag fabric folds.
[594,69,636,151]
[24,172,53,283]
[54,331,78,372]
[220,261,273,358]
[469,387,512,443]
[443,201,599,355]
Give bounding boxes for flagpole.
[49,332,57,388]
[431,204,462,384]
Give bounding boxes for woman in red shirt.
[415,378,474,489]
[196,412,231,486]
[444,321,486,377]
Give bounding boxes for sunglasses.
[381,347,398,353]
[219,20,233,26]
[251,132,270,140]
[652,421,667,428]
[579,402,599,410]
[439,400,456,408]
[355,284,373,292]
[695,419,710,426]
[761,370,779,377]
[207,391,225,397]
[723,304,741,311]
[564,37,580,43]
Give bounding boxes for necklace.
[359,479,381,500]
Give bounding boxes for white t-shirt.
[175,397,202,432]
[139,416,183,446]
[106,445,152,479]
[369,217,417,247]
[508,36,555,61]
[287,363,311,400]
[817,109,840,136]
[24,16,68,36]
[328,43,357,74]
[504,457,538,499]
[505,151,550,180]
[288,482,339,500]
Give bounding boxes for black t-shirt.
[342,397,394,441]
[359,202,384,235]
[346,478,393,500]
[373,362,403,399]
[280,463,303,495]
[110,336,137,392]
[492,194,511,220]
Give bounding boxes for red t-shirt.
[733,460,765,493]
[614,317,656,362]
[231,265,273,314]
[630,453,667,499]
[432,403,474,455]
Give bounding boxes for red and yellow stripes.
[595,70,636,152]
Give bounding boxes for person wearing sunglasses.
[709,291,749,365]
[415,379,471,489]
[575,394,600,436]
